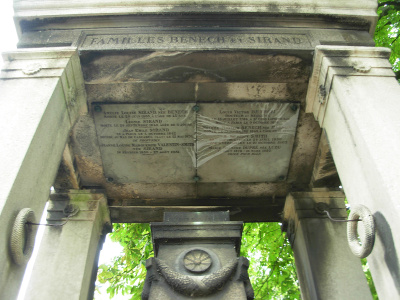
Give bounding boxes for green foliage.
[97,222,299,300]
[240,223,300,300]
[361,258,379,300]
[97,222,382,300]
[97,223,153,300]
[375,0,400,80]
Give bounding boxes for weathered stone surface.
[306,46,400,299]
[17,27,375,50]
[283,192,373,300]
[196,102,299,182]
[13,0,378,35]
[25,191,111,300]
[81,32,312,51]
[108,197,286,223]
[0,48,86,300]
[145,212,252,299]
[92,102,298,184]
[310,131,341,188]
[93,103,196,183]
[81,51,311,84]
[54,142,81,190]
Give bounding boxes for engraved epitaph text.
[94,103,196,183]
[197,103,299,182]
[93,102,299,183]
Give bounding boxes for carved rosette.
[183,249,212,273]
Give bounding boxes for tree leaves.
[97,221,381,300]
[96,223,153,300]
[241,222,300,300]
[375,0,400,80]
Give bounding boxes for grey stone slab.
[80,51,310,83]
[197,102,298,182]
[93,103,196,183]
[80,32,312,50]
[86,83,196,104]
[163,211,230,222]
[197,102,299,182]
[93,102,299,184]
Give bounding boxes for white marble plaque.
[196,102,299,182]
[94,102,299,183]
[93,103,196,183]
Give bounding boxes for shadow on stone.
[373,211,400,295]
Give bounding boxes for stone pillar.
[306,46,400,298]
[283,191,372,300]
[143,211,254,300]
[25,190,111,300]
[0,48,87,299]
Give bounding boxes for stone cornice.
[1,47,87,123]
[13,0,378,35]
[306,46,393,127]
[14,0,378,18]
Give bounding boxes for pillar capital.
[1,47,87,123]
[282,190,372,300]
[306,46,393,126]
[47,189,112,232]
[282,190,346,244]
[25,190,111,300]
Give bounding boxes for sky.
[0,2,130,299]
[0,0,17,57]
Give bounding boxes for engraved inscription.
[81,33,311,50]
[93,102,299,184]
[94,103,196,183]
[197,103,299,182]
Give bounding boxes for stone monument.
[1,1,400,300]
[142,212,253,299]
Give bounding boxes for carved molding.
[14,0,377,19]
[142,256,254,299]
[306,46,393,127]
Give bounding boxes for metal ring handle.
[347,205,375,258]
[10,208,36,265]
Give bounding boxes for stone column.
[306,46,400,298]
[143,211,253,300]
[25,190,111,300]
[0,48,87,299]
[283,191,372,300]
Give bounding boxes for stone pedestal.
[306,46,400,299]
[0,48,86,300]
[25,190,111,300]
[283,191,372,300]
[143,212,253,300]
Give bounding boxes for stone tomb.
[5,1,398,300]
[6,14,378,223]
